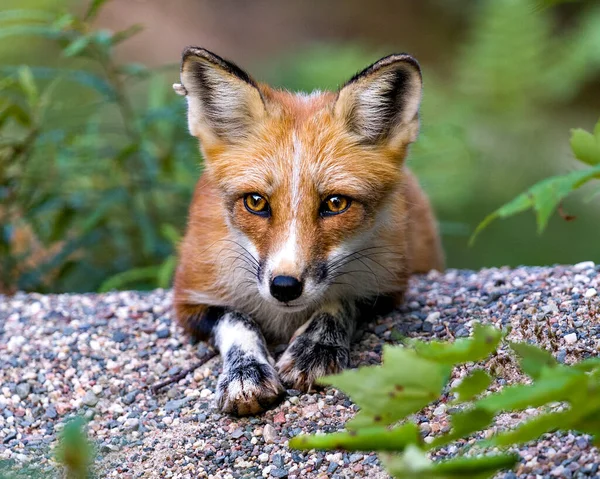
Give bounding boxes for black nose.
[270,275,303,303]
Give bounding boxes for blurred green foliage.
[0,0,197,293]
[472,118,600,242]
[291,324,600,478]
[0,417,94,478]
[1,0,600,293]
[264,0,600,268]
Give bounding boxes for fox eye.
[244,193,270,217]
[320,195,352,217]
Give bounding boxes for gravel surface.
[1,264,599,478]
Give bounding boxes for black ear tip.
[181,46,217,63]
[343,52,422,88]
[376,53,421,76]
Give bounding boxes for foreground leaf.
[451,370,492,403]
[55,418,93,479]
[381,445,518,479]
[570,127,600,166]
[290,423,420,453]
[411,324,502,365]
[429,407,494,449]
[475,368,585,412]
[321,346,450,429]
[509,342,557,380]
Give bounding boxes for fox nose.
[270,275,303,303]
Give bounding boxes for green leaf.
[379,445,432,479]
[411,324,502,365]
[570,128,600,165]
[63,35,92,57]
[160,223,181,245]
[55,417,93,478]
[429,407,495,450]
[49,206,76,242]
[486,409,573,447]
[111,24,143,45]
[0,9,56,24]
[157,255,176,289]
[290,423,420,453]
[509,342,558,380]
[85,0,111,21]
[0,104,31,127]
[428,453,519,478]
[381,446,518,479]
[119,62,150,78]
[475,368,585,413]
[471,165,600,242]
[0,66,116,100]
[322,346,451,429]
[17,66,38,105]
[0,25,63,41]
[98,265,161,292]
[451,370,492,403]
[572,357,600,372]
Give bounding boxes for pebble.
[112,330,128,343]
[270,469,288,478]
[564,333,577,345]
[574,261,595,271]
[263,424,277,444]
[15,383,30,399]
[82,390,99,407]
[45,406,57,419]
[156,328,170,339]
[584,288,597,298]
[165,397,191,412]
[258,453,269,462]
[1,266,599,478]
[124,418,139,430]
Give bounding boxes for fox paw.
[276,338,350,391]
[216,356,284,416]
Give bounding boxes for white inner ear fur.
[335,61,422,147]
[180,57,265,145]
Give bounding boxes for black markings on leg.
[187,306,225,343]
[214,312,283,415]
[276,302,357,391]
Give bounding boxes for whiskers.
[210,239,261,299]
[326,245,406,300]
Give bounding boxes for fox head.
[175,48,422,311]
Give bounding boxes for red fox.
[172,47,443,415]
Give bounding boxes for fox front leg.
[213,311,284,415]
[276,302,357,391]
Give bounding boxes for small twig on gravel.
[444,322,455,340]
[150,348,218,395]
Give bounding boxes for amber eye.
[244,193,270,217]
[320,195,351,217]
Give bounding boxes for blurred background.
[1,0,599,294]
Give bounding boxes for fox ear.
[335,54,422,148]
[175,47,266,145]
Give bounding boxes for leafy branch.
[0,0,196,293]
[291,324,600,478]
[471,118,600,243]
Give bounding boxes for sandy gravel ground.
[1,264,599,478]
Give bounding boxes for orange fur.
[173,49,444,343]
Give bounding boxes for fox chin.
[172,47,444,416]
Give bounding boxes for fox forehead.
[205,87,401,201]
